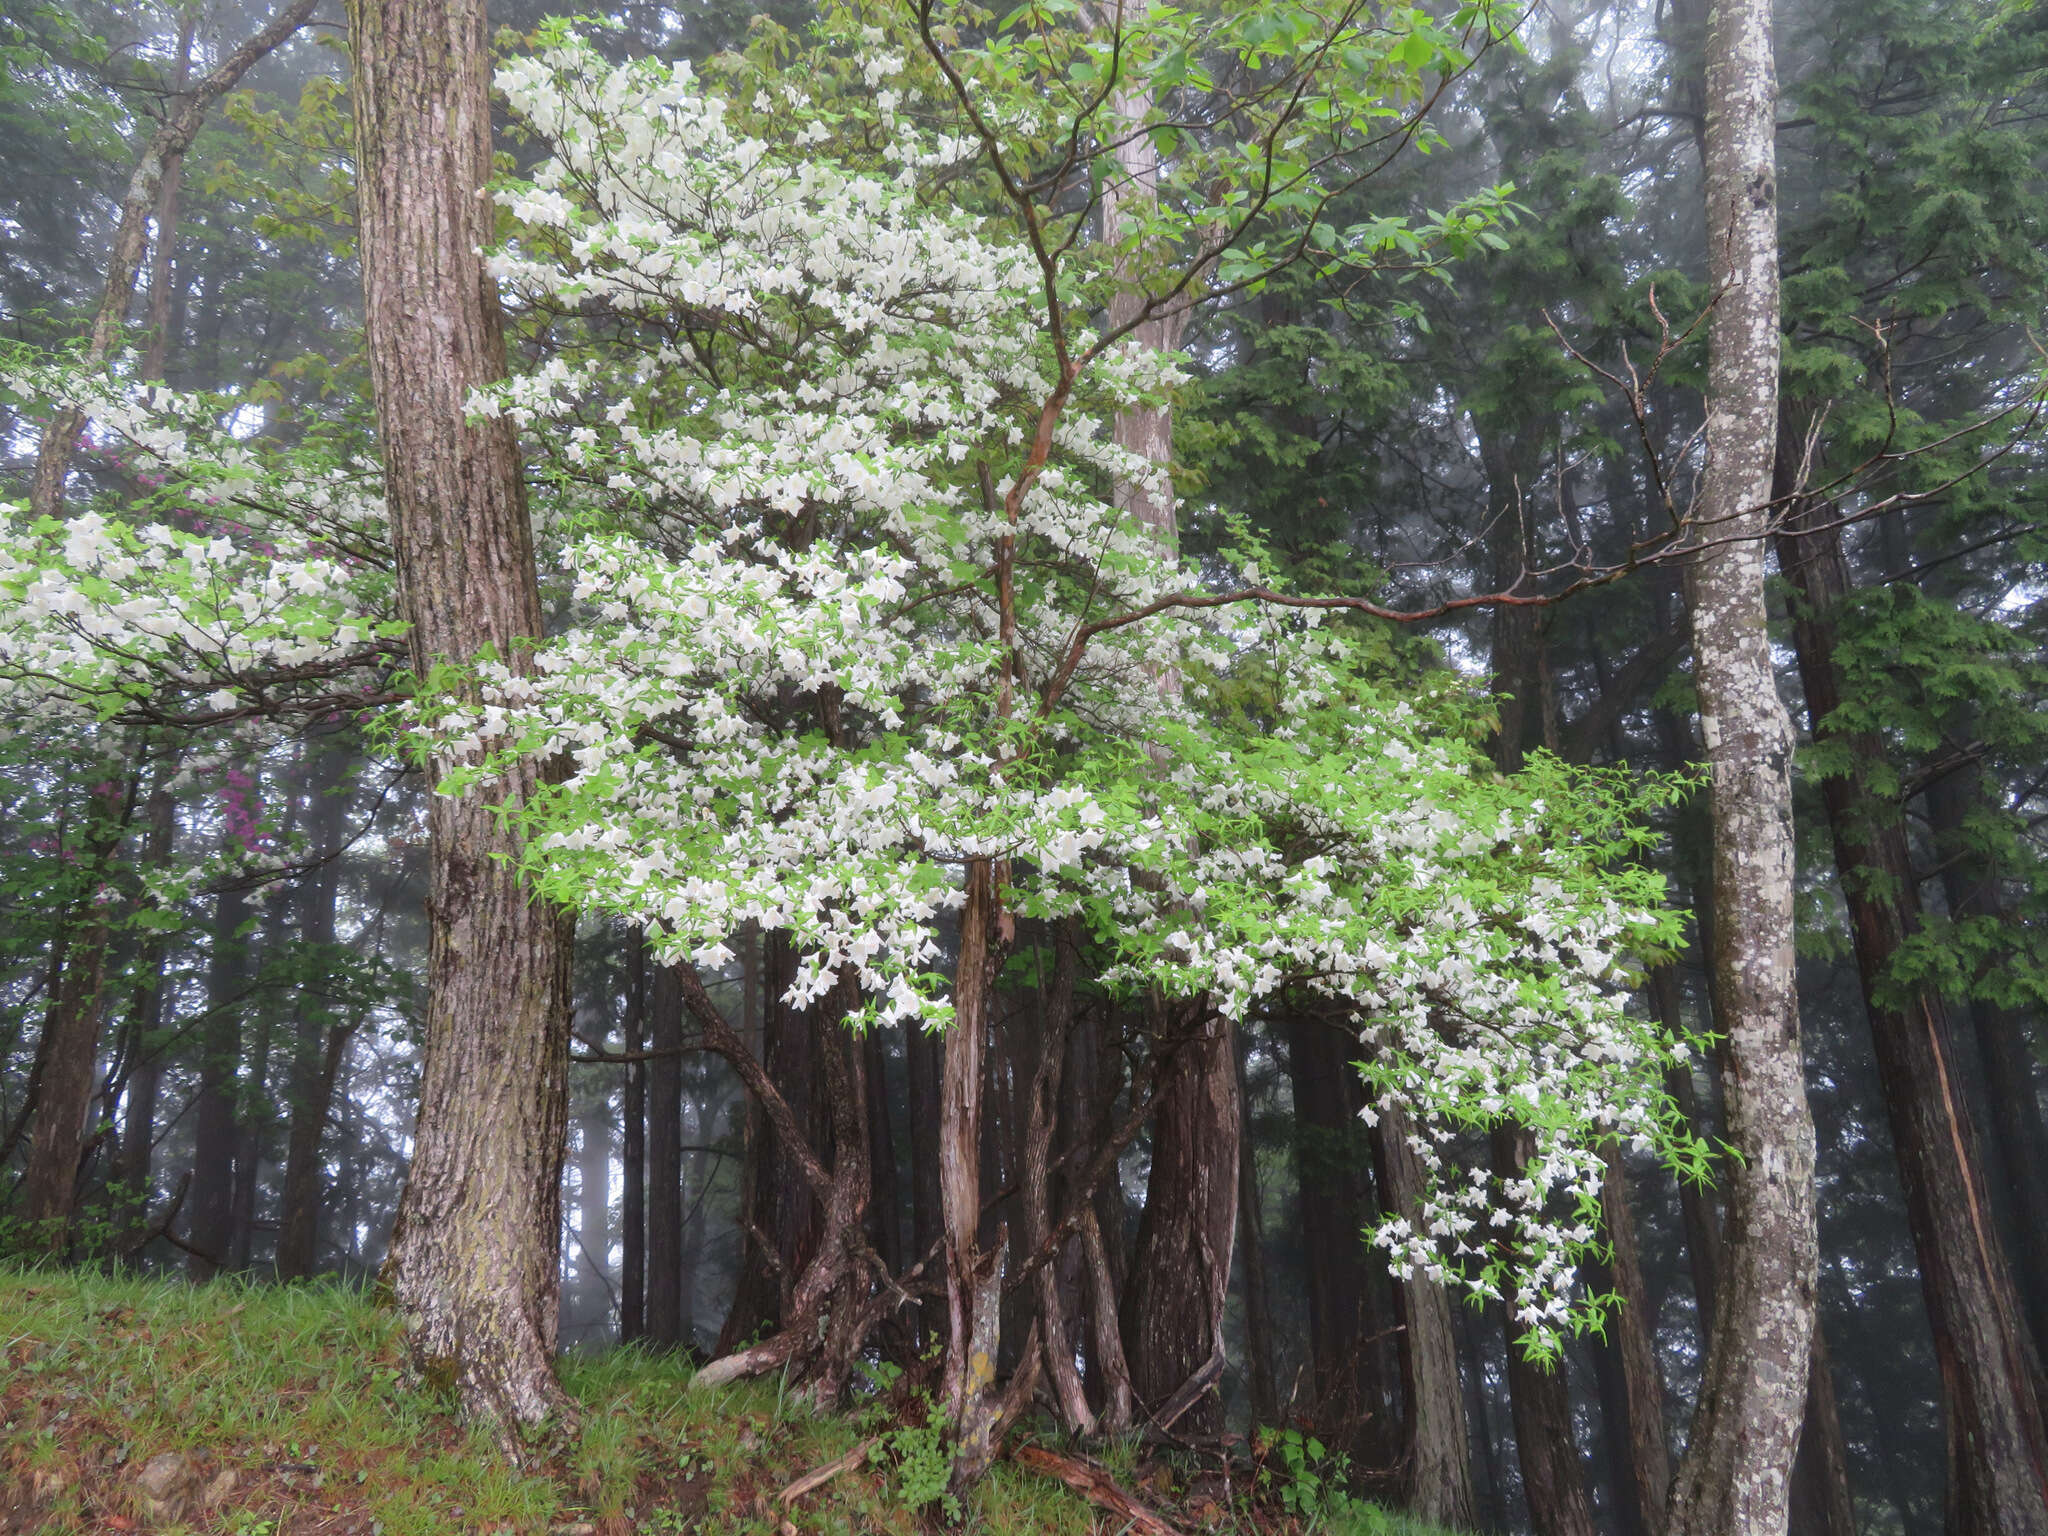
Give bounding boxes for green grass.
[0,1267,1466,1535]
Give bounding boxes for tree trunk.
[942,859,1013,1484]
[620,927,647,1343]
[1663,0,1819,1528]
[17,771,129,1252]
[1926,768,2048,1368]
[576,1095,611,1333]
[864,1023,904,1280]
[349,0,577,1437]
[646,961,685,1349]
[1121,1002,1237,1435]
[1776,497,2048,1530]
[1287,1012,1398,1466]
[1788,1328,1858,1536]
[1492,1127,1596,1536]
[1376,1103,1479,1528]
[719,930,819,1353]
[907,1007,945,1350]
[111,774,173,1259]
[187,884,248,1279]
[277,734,354,1282]
[1235,1038,1280,1430]
[1584,1150,1670,1536]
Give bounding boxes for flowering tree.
[445,13,1696,1475]
[0,0,1702,1477]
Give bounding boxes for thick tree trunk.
[1664,0,1818,1529]
[620,927,646,1342]
[349,0,577,1437]
[1492,1127,1596,1536]
[645,961,686,1349]
[1777,499,2048,1530]
[1023,920,1097,1435]
[187,885,248,1278]
[864,1024,903,1280]
[1926,769,2048,1367]
[1376,1103,1479,1528]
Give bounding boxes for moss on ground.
[0,1267,1462,1536]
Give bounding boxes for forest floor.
[0,1268,1456,1536]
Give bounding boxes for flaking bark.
[1664,0,1820,1529]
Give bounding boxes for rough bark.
[1776,497,2048,1530]
[349,0,577,1437]
[1663,0,1819,1529]
[30,0,320,519]
[1375,1102,1479,1529]
[1492,1127,1596,1536]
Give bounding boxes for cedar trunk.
[1664,0,1819,1527]
[348,0,576,1435]
[620,926,647,1342]
[1777,499,2048,1530]
[187,885,247,1278]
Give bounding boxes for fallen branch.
[777,1437,880,1504]
[1010,1445,1184,1536]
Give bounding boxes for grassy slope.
[0,1268,1460,1536]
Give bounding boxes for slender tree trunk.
[1584,1151,1670,1536]
[1664,0,1818,1528]
[907,1008,945,1350]
[1235,1038,1280,1430]
[349,0,577,1436]
[942,859,1014,1485]
[1024,920,1097,1435]
[187,884,248,1278]
[577,1097,610,1334]
[1926,769,2048,1367]
[1776,498,2048,1530]
[645,961,685,1349]
[277,735,353,1282]
[1377,1103,1479,1528]
[1492,1127,1596,1536]
[1788,1328,1858,1536]
[111,775,173,1256]
[620,927,647,1343]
